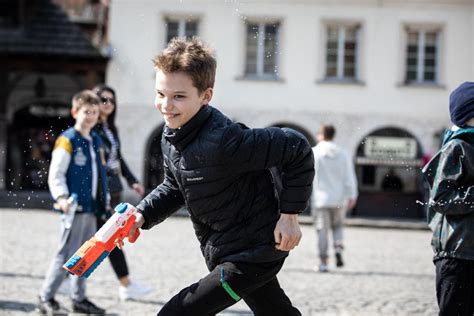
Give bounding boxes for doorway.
[6,101,73,191]
[353,127,426,219]
[144,124,165,193]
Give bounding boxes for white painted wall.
[107,0,473,188]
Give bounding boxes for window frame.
[323,23,361,82]
[243,19,282,80]
[164,15,200,45]
[402,25,443,86]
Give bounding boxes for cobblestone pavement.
[0,208,438,315]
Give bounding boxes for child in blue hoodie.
[422,82,474,316]
[38,90,108,315]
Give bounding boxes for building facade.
[107,0,473,218]
[3,0,472,216]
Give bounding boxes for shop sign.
[29,104,70,118]
[364,136,417,159]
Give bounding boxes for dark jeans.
[435,257,474,316]
[96,191,129,279]
[158,260,301,316]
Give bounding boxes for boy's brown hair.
[319,124,336,141]
[153,37,217,94]
[72,90,100,112]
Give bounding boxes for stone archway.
[353,126,426,219]
[270,122,316,147]
[143,124,165,193]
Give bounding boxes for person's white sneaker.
[119,281,153,301]
[318,263,329,273]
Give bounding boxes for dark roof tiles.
[0,0,105,60]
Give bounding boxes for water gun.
[63,203,140,278]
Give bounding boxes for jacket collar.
[442,126,474,146]
[163,105,212,151]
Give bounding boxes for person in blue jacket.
[38,90,108,315]
[423,81,474,316]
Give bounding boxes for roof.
[0,0,106,60]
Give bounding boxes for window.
[325,25,360,80]
[405,28,440,84]
[165,17,198,44]
[245,22,280,78]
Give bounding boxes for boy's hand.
[57,197,70,213]
[117,212,144,249]
[274,214,302,251]
[346,198,357,210]
[132,183,145,197]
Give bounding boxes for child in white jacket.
[312,124,358,272]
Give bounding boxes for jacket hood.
[316,141,341,158]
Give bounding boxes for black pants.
[96,191,129,279]
[158,260,301,316]
[435,257,474,316]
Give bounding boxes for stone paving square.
[0,209,438,315]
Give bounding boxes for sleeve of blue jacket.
[424,139,474,215]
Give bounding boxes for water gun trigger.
[128,228,140,243]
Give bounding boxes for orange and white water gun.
[63,203,140,278]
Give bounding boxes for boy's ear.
[466,117,474,127]
[70,108,77,119]
[201,87,213,105]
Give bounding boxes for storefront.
[352,127,426,219]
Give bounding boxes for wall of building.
[107,0,473,195]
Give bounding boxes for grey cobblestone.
[0,209,437,315]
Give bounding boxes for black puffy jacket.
[137,106,314,270]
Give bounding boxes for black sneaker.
[335,253,344,267]
[72,298,105,315]
[38,296,60,314]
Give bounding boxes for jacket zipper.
[175,151,193,216]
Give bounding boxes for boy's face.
[72,104,99,130]
[155,70,213,129]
